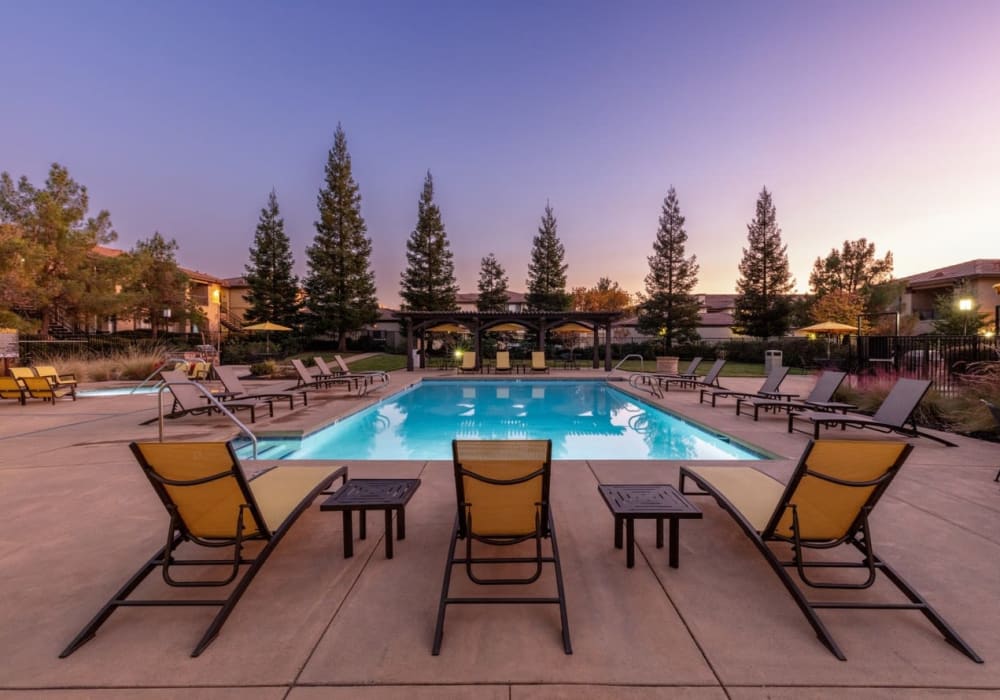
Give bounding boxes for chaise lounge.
[700,365,791,407]
[214,364,310,409]
[736,370,854,421]
[655,358,726,393]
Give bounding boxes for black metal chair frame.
[60,442,347,658]
[654,359,727,395]
[432,439,571,655]
[736,371,852,421]
[699,366,791,407]
[679,440,981,662]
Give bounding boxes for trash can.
[411,349,421,370]
[764,349,783,373]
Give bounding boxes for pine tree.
[477,253,509,312]
[525,202,570,311]
[304,124,379,351]
[399,171,458,311]
[732,188,795,339]
[122,232,191,338]
[638,187,701,350]
[244,189,299,328]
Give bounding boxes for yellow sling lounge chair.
[530,351,549,373]
[457,352,478,373]
[0,376,25,404]
[679,439,981,662]
[60,441,347,658]
[34,365,79,393]
[22,374,75,402]
[493,351,512,373]
[433,439,571,655]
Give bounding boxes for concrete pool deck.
[0,368,997,698]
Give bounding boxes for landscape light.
[958,298,973,311]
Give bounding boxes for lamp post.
[958,298,973,336]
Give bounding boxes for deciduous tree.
[476,253,509,312]
[245,189,300,328]
[571,277,632,312]
[399,171,458,311]
[638,186,700,350]
[304,124,379,351]
[809,238,893,312]
[526,202,570,311]
[122,232,193,338]
[733,188,795,339]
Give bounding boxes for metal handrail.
[614,354,645,372]
[156,380,257,459]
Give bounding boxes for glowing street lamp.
[958,297,974,335]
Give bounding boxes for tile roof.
[901,259,1000,288]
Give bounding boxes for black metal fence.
[853,335,1000,394]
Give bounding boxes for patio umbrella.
[550,322,593,333]
[426,323,468,333]
[243,321,292,355]
[797,321,857,358]
[485,322,529,333]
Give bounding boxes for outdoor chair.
[22,374,75,402]
[9,366,34,388]
[314,357,364,391]
[214,364,309,409]
[141,370,272,424]
[33,365,79,393]
[700,365,791,407]
[326,355,390,392]
[60,440,347,657]
[530,351,550,373]
[433,439,571,655]
[494,351,513,373]
[0,376,25,404]
[655,358,726,392]
[457,352,478,373]
[660,356,702,379]
[188,360,212,380]
[736,371,854,421]
[679,439,981,662]
[291,358,355,391]
[788,377,956,446]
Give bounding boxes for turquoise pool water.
[239,380,764,461]
[78,385,161,397]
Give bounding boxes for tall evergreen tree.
[525,202,570,310]
[638,187,701,350]
[399,171,458,311]
[476,253,509,312]
[732,188,795,339]
[122,232,192,338]
[304,124,379,351]
[244,189,300,327]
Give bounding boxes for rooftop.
[1,368,997,695]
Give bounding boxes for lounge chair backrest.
[531,352,546,370]
[131,441,270,540]
[982,399,1000,426]
[871,378,932,427]
[700,359,726,385]
[684,357,702,375]
[764,440,912,543]
[334,355,352,373]
[314,357,335,375]
[160,370,205,410]
[759,366,790,394]
[213,365,247,395]
[495,351,511,370]
[291,359,314,383]
[0,376,23,399]
[805,371,847,403]
[9,367,33,385]
[452,439,551,538]
[34,366,60,380]
[460,353,476,370]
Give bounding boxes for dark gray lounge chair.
[788,377,956,446]
[651,356,702,381]
[736,371,854,421]
[141,370,273,424]
[700,365,791,406]
[291,359,355,391]
[679,439,980,662]
[655,358,726,392]
[214,364,310,409]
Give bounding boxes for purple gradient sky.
[2,1,998,306]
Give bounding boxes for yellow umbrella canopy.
[485,322,529,333]
[243,321,293,332]
[798,321,857,334]
[426,323,468,333]
[550,322,593,333]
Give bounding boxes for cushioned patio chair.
[655,358,726,392]
[679,439,981,662]
[530,351,549,373]
[736,371,854,421]
[700,365,791,407]
[788,377,956,446]
[433,439,571,655]
[0,376,25,404]
[60,440,347,657]
[34,365,79,393]
[290,358,355,391]
[494,351,513,373]
[457,352,478,373]
[22,374,76,402]
[214,364,309,409]
[141,370,272,424]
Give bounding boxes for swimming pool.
[240,379,765,461]
[77,385,161,397]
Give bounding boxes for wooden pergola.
[393,310,624,371]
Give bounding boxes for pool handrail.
[131,356,210,394]
[156,379,258,459]
[614,354,645,373]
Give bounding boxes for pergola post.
[592,326,599,369]
[604,322,612,371]
[473,320,481,370]
[406,321,415,371]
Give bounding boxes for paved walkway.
[0,369,997,698]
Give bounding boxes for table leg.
[342,510,354,558]
[384,509,394,559]
[669,518,679,569]
[359,508,366,540]
[614,516,623,549]
[656,517,664,548]
[626,518,635,568]
[397,506,406,540]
